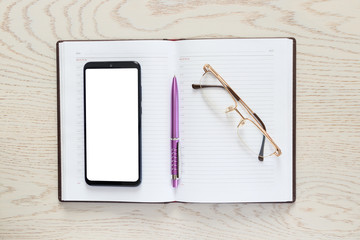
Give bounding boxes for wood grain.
[0,0,359,239]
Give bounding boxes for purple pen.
[171,76,180,188]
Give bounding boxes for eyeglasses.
[192,64,281,161]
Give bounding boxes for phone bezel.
[83,61,142,186]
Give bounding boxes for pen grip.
[171,139,179,177]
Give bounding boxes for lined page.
[59,40,176,202]
[175,39,293,202]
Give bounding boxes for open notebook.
[57,38,295,203]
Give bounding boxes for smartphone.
[84,61,141,186]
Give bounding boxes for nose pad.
[225,105,235,113]
[237,119,245,128]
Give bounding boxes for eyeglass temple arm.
[192,84,240,101]
[253,113,266,161]
[192,84,264,127]
[254,113,282,158]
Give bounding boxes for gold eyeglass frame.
[192,64,282,159]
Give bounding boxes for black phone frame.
[83,61,142,186]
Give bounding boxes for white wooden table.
[1,0,359,239]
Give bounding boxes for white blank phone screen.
[85,68,139,182]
